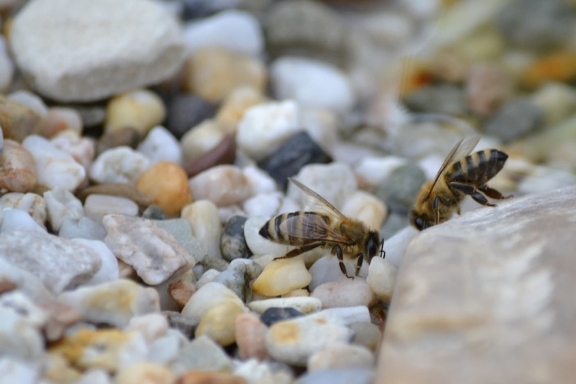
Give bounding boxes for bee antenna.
[379,239,386,259]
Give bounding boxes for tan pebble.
[0,139,37,192]
[235,313,268,361]
[465,63,514,117]
[341,190,387,231]
[76,183,151,210]
[136,161,192,216]
[196,301,246,346]
[281,289,310,298]
[0,94,44,142]
[97,127,142,155]
[168,279,196,308]
[521,51,576,90]
[37,300,82,342]
[251,258,312,297]
[42,107,83,137]
[181,119,228,163]
[178,371,247,384]
[188,165,250,207]
[44,353,83,383]
[183,47,266,103]
[183,134,236,178]
[215,85,266,129]
[116,362,175,384]
[105,89,166,136]
[181,200,222,259]
[366,256,397,303]
[0,192,46,228]
[307,342,375,371]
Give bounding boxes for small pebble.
[136,161,192,216]
[354,156,407,189]
[0,358,40,384]
[307,342,375,371]
[148,328,187,365]
[260,307,304,326]
[465,63,514,117]
[125,313,169,343]
[382,225,418,268]
[366,257,397,303]
[195,300,246,346]
[166,93,216,139]
[235,313,269,361]
[242,191,283,218]
[0,192,46,228]
[142,205,168,220]
[531,82,576,126]
[233,359,293,384]
[164,311,196,339]
[242,165,277,195]
[380,212,411,240]
[349,322,382,352]
[0,37,14,93]
[105,89,166,136]
[84,194,139,224]
[168,276,196,308]
[50,130,95,171]
[0,95,43,142]
[403,84,468,116]
[215,86,266,129]
[308,256,369,292]
[221,215,252,262]
[115,362,175,384]
[77,183,151,210]
[75,238,120,287]
[89,146,150,185]
[41,107,83,138]
[136,126,183,166]
[212,259,254,301]
[320,306,371,326]
[374,163,426,214]
[252,257,312,297]
[97,127,141,156]
[180,119,228,163]
[183,133,236,178]
[311,279,375,309]
[248,297,322,315]
[181,282,245,325]
[0,139,37,193]
[182,200,222,259]
[484,98,544,143]
[156,218,208,264]
[170,335,233,375]
[188,165,251,207]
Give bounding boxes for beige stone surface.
[377,186,576,384]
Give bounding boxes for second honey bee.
[409,135,512,230]
[259,178,384,278]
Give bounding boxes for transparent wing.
[424,135,481,200]
[282,211,350,245]
[289,178,346,220]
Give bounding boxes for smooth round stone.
[248,297,322,315]
[115,362,174,384]
[183,133,236,179]
[77,183,151,211]
[484,98,544,143]
[166,93,216,139]
[349,322,382,352]
[221,215,251,262]
[320,306,371,326]
[308,256,369,292]
[0,208,44,233]
[298,369,374,384]
[188,165,251,207]
[258,131,331,190]
[182,200,222,259]
[235,312,268,360]
[366,257,397,303]
[354,156,407,190]
[136,126,182,166]
[236,100,303,161]
[341,190,387,231]
[181,119,228,163]
[196,300,246,346]
[403,84,468,116]
[380,212,410,240]
[307,343,375,371]
[181,282,244,325]
[260,307,304,327]
[374,163,426,214]
[270,57,355,113]
[212,259,255,301]
[252,257,312,297]
[96,127,142,156]
[0,140,37,193]
[42,107,83,137]
[168,276,196,308]
[282,289,310,298]
[135,161,191,216]
[84,194,138,224]
[183,47,266,103]
[105,89,166,136]
[242,192,283,218]
[155,218,209,264]
[311,279,375,309]
[242,165,277,195]
[0,95,43,142]
[215,86,266,129]
[89,146,150,185]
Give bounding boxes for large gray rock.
[10,0,185,102]
[377,186,576,384]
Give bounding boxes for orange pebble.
[522,51,576,89]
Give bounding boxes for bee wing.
[289,178,346,220]
[283,212,351,244]
[424,135,481,200]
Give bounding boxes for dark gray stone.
[375,163,426,214]
[166,93,216,139]
[484,98,544,143]
[164,310,196,338]
[260,307,304,327]
[220,215,251,262]
[142,205,167,220]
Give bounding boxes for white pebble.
[137,125,182,165]
[0,358,40,384]
[237,100,303,160]
[354,156,407,188]
[51,131,95,170]
[8,90,48,118]
[180,119,227,162]
[243,191,283,218]
[124,313,168,343]
[366,256,397,302]
[72,238,119,286]
[242,165,277,195]
[270,57,355,113]
[384,226,419,268]
[43,188,84,232]
[341,190,387,231]
[0,208,44,233]
[22,135,86,191]
[182,200,223,259]
[244,216,294,256]
[195,269,221,289]
[311,279,375,309]
[301,106,339,155]
[320,306,371,325]
[84,194,138,224]
[307,342,375,372]
[188,165,252,207]
[248,297,322,314]
[59,216,106,241]
[0,192,46,228]
[89,146,150,184]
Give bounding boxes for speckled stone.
[220,215,252,262]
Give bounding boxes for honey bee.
[259,178,384,278]
[409,135,512,230]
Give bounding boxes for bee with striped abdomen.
[259,178,384,278]
[409,135,512,230]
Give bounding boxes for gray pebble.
[170,335,233,375]
[155,218,208,264]
[200,256,230,272]
[164,311,196,339]
[375,163,426,214]
[260,307,304,327]
[380,212,411,240]
[142,205,167,220]
[403,85,468,116]
[484,98,544,143]
[212,260,248,301]
[59,216,106,241]
[298,369,374,384]
[220,215,252,262]
[166,93,216,139]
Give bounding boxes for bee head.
[409,209,429,231]
[365,231,382,263]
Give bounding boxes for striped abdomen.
[259,211,331,246]
[447,149,508,187]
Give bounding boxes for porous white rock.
[137,126,182,166]
[0,306,44,361]
[0,209,44,234]
[43,188,84,232]
[22,135,85,191]
[0,258,52,301]
[89,146,150,185]
[237,100,303,160]
[10,0,185,102]
[183,10,263,56]
[59,216,107,241]
[270,57,356,113]
[51,131,95,171]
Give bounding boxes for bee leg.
[355,254,363,276]
[450,182,495,207]
[479,185,513,200]
[274,242,322,260]
[333,245,353,279]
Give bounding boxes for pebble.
[465,63,514,117]
[183,133,236,178]
[183,47,266,103]
[298,369,374,384]
[382,226,418,268]
[520,51,576,90]
[220,215,251,262]
[164,311,196,339]
[142,205,168,220]
[0,303,44,361]
[156,218,208,264]
[320,306,371,326]
[341,190,388,231]
[0,290,47,329]
[0,95,43,142]
[0,192,46,228]
[233,359,293,384]
[215,86,267,129]
[178,371,246,384]
[166,93,216,139]
[242,191,283,218]
[380,212,411,240]
[244,217,295,257]
[195,269,221,289]
[265,311,354,366]
[353,156,407,189]
[235,313,268,360]
[170,335,233,375]
[136,161,191,216]
[58,216,107,241]
[115,362,175,384]
[530,82,576,126]
[195,300,246,346]
[183,9,263,56]
[242,165,277,195]
[43,353,82,383]
[366,257,398,303]
[260,307,304,327]
[484,98,544,143]
[349,322,382,352]
[103,214,194,285]
[168,275,196,309]
[148,328,187,364]
[258,131,332,190]
[7,90,48,119]
[308,256,369,292]
[181,282,245,325]
[136,126,183,166]
[50,131,95,172]
[74,238,119,286]
[42,188,84,231]
[49,328,148,372]
[374,163,426,214]
[0,358,40,384]
[308,343,375,371]
[0,228,102,294]
[181,120,229,163]
[42,107,83,138]
[252,257,312,297]
[10,0,185,102]
[403,84,468,116]
[74,369,111,384]
[212,259,255,301]
[58,279,160,328]
[89,146,151,185]
[311,279,375,309]
[0,139,37,193]
[188,165,251,207]
[77,183,151,210]
[22,135,85,191]
[236,100,303,161]
[96,127,141,156]
[84,194,139,224]
[270,57,355,113]
[0,37,14,93]
[0,258,52,302]
[125,313,168,343]
[182,200,223,259]
[248,297,322,315]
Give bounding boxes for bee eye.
[414,216,426,231]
